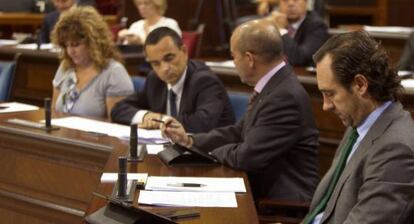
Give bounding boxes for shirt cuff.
[131,110,148,124]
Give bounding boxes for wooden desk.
[0,110,114,223]
[86,147,259,224]
[0,110,258,223]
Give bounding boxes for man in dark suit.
[161,19,319,202]
[40,0,76,43]
[302,31,414,224]
[111,27,235,133]
[270,0,328,66]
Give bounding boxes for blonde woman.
[51,6,134,119]
[118,0,181,45]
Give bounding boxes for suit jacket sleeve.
[111,81,151,125]
[343,143,414,223]
[283,12,328,66]
[194,91,302,174]
[179,71,233,133]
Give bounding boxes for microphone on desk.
[128,124,145,162]
[44,98,51,129]
[35,29,41,50]
[43,98,59,131]
[129,124,138,159]
[117,156,128,199]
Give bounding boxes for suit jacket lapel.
[177,61,193,116]
[243,65,291,130]
[321,102,402,223]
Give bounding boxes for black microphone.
[128,124,139,161]
[44,98,51,129]
[36,29,41,50]
[117,156,128,199]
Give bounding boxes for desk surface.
[0,109,258,224]
[84,128,259,223]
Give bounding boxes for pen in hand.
[151,118,180,128]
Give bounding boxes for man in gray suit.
[303,31,414,224]
[161,19,319,203]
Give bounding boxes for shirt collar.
[167,66,187,97]
[254,61,286,93]
[356,101,392,139]
[289,14,306,30]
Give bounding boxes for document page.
[138,190,237,208]
[0,102,39,113]
[51,116,168,143]
[100,173,148,183]
[145,176,246,192]
[205,60,235,68]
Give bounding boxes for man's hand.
[160,116,193,148]
[270,11,288,29]
[140,112,163,129]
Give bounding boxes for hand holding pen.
[158,117,193,148]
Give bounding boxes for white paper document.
[15,43,54,50]
[205,60,235,68]
[0,102,39,113]
[0,39,18,46]
[50,116,168,143]
[138,190,237,208]
[100,173,148,183]
[145,176,246,193]
[146,144,165,155]
[363,25,414,34]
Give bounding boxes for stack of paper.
[145,176,246,192]
[363,26,414,34]
[138,190,237,208]
[50,116,168,143]
[205,60,235,68]
[14,43,54,50]
[138,176,246,208]
[0,39,18,46]
[0,102,39,113]
[100,173,148,183]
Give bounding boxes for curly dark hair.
[51,6,122,71]
[313,31,402,102]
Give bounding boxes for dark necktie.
[302,128,359,224]
[287,25,296,38]
[247,90,259,113]
[169,89,177,117]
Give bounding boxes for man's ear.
[245,51,255,68]
[353,74,369,95]
[181,44,188,55]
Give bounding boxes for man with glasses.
[111,27,235,133]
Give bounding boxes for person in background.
[268,0,328,66]
[302,31,414,224]
[117,0,181,45]
[40,0,76,43]
[51,6,134,119]
[161,19,319,202]
[112,27,235,133]
[398,32,414,71]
